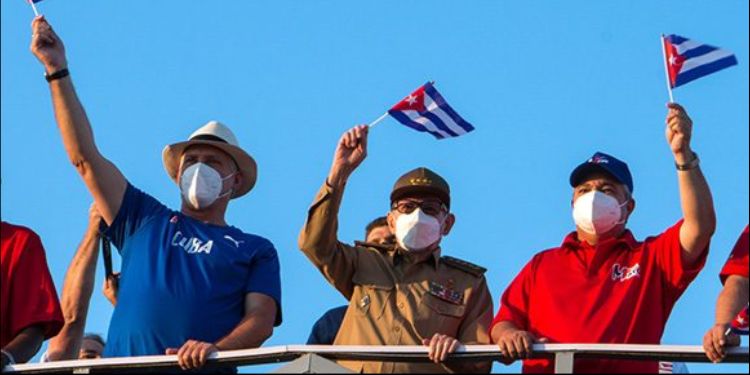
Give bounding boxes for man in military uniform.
[298,125,493,373]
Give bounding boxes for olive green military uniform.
[298,168,493,373]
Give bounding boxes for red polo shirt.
[719,225,749,284]
[1,222,63,347]
[491,220,707,373]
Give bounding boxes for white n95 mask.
[179,163,234,210]
[573,191,628,235]
[395,208,442,252]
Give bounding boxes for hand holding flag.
[30,15,68,74]
[327,125,369,188]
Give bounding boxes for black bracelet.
[675,151,700,171]
[45,68,69,82]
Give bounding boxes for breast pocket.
[415,293,466,339]
[352,274,394,320]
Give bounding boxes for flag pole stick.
[29,1,40,17]
[660,34,675,103]
[368,112,389,128]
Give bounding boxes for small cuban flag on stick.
[726,304,749,336]
[26,0,43,16]
[661,34,738,102]
[368,81,475,139]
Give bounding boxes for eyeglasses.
[391,200,447,216]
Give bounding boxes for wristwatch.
[675,151,700,171]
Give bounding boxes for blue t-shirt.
[102,183,282,357]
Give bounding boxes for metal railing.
[4,344,749,374]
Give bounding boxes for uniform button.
[394,327,401,332]
[398,302,405,309]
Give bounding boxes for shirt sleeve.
[102,183,170,255]
[490,256,536,337]
[720,225,749,284]
[245,242,283,326]
[297,182,360,300]
[653,220,708,294]
[8,231,63,340]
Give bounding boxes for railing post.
[553,351,575,374]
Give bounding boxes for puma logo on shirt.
[224,235,244,248]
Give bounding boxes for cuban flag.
[387,82,474,139]
[663,34,737,88]
[730,304,749,335]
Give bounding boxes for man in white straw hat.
[30,16,281,371]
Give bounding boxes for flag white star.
[405,94,418,105]
[669,56,678,66]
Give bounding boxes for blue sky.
[1,1,747,373]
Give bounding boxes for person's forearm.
[46,224,100,360]
[715,276,749,325]
[2,326,45,364]
[491,321,520,343]
[214,315,273,351]
[298,182,345,263]
[297,182,359,299]
[49,77,99,169]
[46,76,126,224]
[676,152,715,263]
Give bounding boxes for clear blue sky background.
[2,1,748,373]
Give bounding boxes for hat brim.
[390,186,451,209]
[162,140,257,198]
[569,164,623,189]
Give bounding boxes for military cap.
[390,167,451,209]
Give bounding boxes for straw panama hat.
[162,120,257,198]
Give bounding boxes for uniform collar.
[391,246,441,269]
[561,229,639,252]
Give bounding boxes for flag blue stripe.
[424,83,475,133]
[680,44,719,59]
[674,55,738,88]
[388,111,446,139]
[419,111,460,137]
[666,34,688,44]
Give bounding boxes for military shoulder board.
[441,256,487,277]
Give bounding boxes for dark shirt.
[307,306,347,345]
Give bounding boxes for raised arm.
[297,125,369,298]
[45,204,102,361]
[665,103,716,266]
[30,16,126,225]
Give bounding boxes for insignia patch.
[429,281,463,305]
[359,294,371,309]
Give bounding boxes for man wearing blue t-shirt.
[31,17,282,371]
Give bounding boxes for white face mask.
[395,208,443,252]
[179,162,235,210]
[573,191,628,235]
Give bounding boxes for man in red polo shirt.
[702,225,748,362]
[1,221,64,368]
[491,103,715,373]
